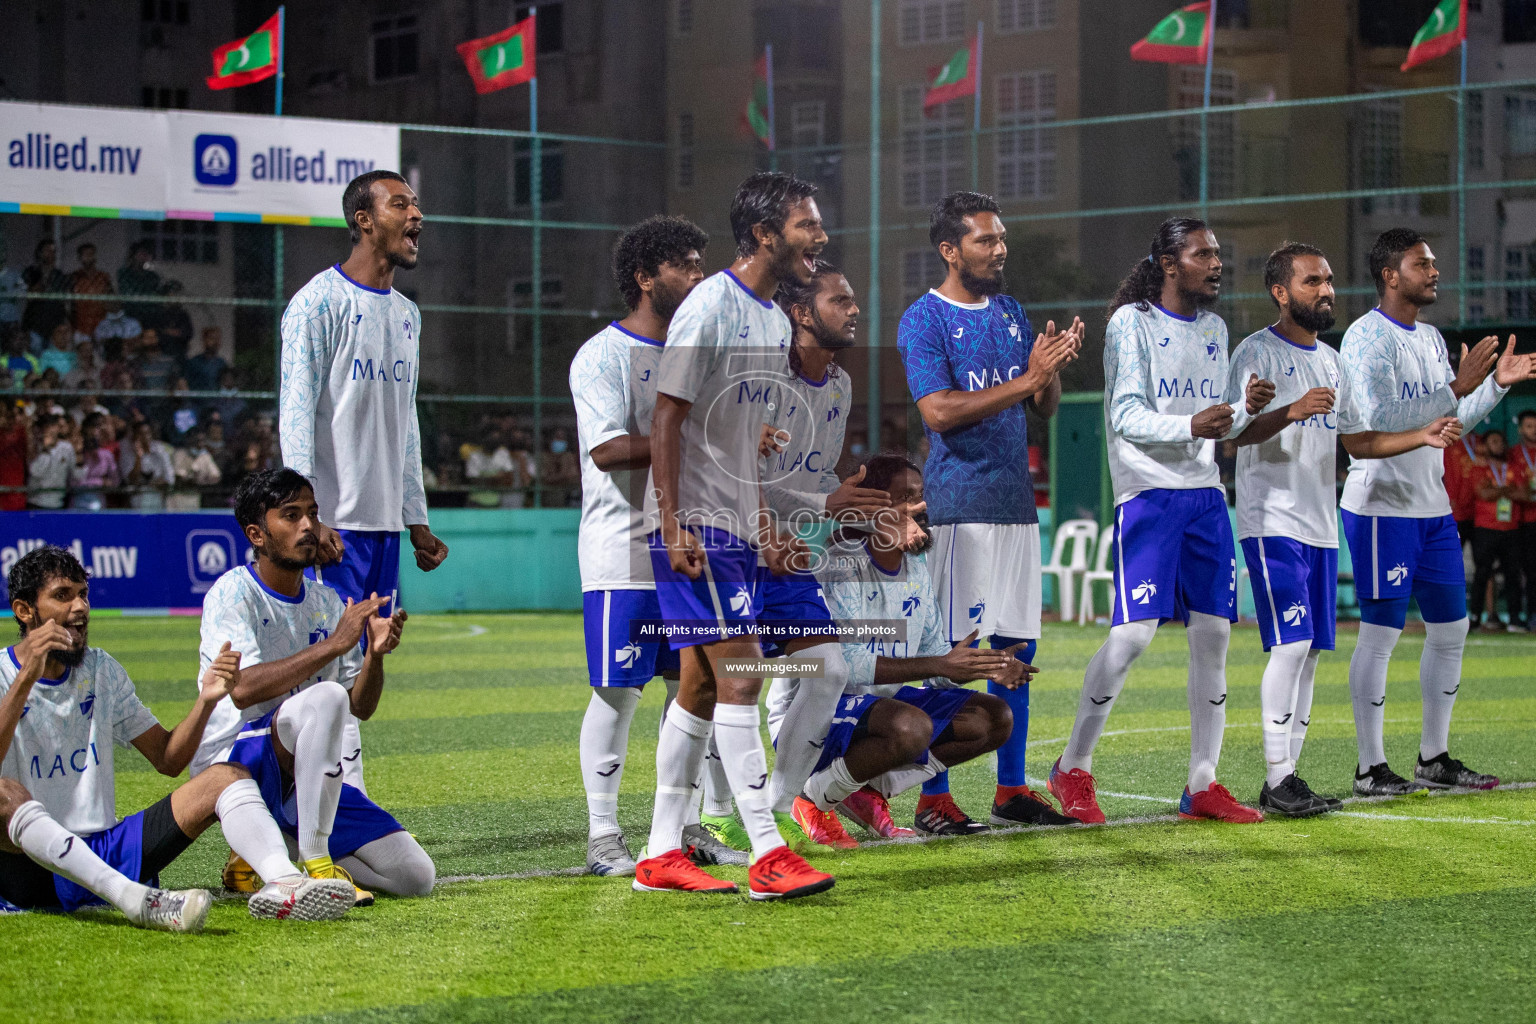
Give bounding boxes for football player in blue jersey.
[897,191,1083,832]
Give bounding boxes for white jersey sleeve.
[278,279,336,484]
[102,655,159,746]
[400,302,429,528]
[762,368,852,522]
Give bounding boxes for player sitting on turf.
[791,455,1028,846]
[0,546,355,930]
[196,468,435,905]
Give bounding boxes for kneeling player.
[0,546,354,930]
[197,469,435,904]
[794,455,1033,844]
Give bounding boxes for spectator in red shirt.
[1444,433,1481,547]
[1512,410,1536,631]
[0,400,27,511]
[1469,429,1528,631]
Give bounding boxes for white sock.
[214,777,299,884]
[1259,639,1312,787]
[338,832,436,897]
[1290,650,1321,766]
[804,757,862,812]
[871,762,938,800]
[1185,611,1230,793]
[1349,621,1400,771]
[9,800,147,917]
[712,702,784,859]
[579,687,642,839]
[767,644,849,814]
[1420,618,1467,761]
[765,675,796,746]
[646,702,711,856]
[274,681,349,863]
[340,715,366,794]
[700,730,734,818]
[1061,618,1158,773]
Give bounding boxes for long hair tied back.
[1106,216,1208,319]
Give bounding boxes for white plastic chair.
[1042,518,1099,619]
[1077,524,1118,626]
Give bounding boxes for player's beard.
[651,279,689,322]
[1180,281,1221,309]
[767,237,811,287]
[386,247,418,271]
[263,531,319,572]
[50,621,89,668]
[959,262,1005,298]
[1408,281,1438,307]
[1287,297,1336,333]
[807,307,856,351]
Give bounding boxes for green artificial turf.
[4,614,1535,1024]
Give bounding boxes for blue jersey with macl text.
[898,290,1037,525]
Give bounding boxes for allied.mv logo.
[1387,563,1409,586]
[614,642,642,669]
[1132,580,1158,604]
[197,541,228,576]
[1283,602,1307,626]
[193,134,238,187]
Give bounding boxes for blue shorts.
[648,527,760,650]
[309,530,401,614]
[1241,537,1338,652]
[813,686,976,775]
[1341,511,1465,601]
[54,813,148,912]
[754,569,837,658]
[1111,488,1238,626]
[228,708,404,859]
[582,589,680,687]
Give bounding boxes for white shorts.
[927,523,1043,642]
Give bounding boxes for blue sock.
[989,636,1036,788]
[921,771,950,795]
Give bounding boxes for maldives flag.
[1402,0,1466,71]
[745,54,772,147]
[1130,3,1211,64]
[457,17,537,95]
[206,12,280,90]
[924,41,976,110]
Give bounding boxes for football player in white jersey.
[1228,243,1462,816]
[635,172,834,900]
[797,454,1027,844]
[1338,228,1536,795]
[0,546,355,929]
[571,215,737,876]
[280,171,449,794]
[1051,218,1274,825]
[199,469,434,906]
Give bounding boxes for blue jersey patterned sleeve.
[278,284,335,483]
[1105,310,1195,443]
[401,301,429,528]
[898,302,955,402]
[1340,321,1456,432]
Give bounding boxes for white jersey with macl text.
[1103,303,1249,505]
[1227,328,1365,548]
[192,565,362,776]
[571,322,665,590]
[279,265,429,533]
[820,541,955,694]
[762,364,852,523]
[0,647,159,835]
[1339,308,1508,518]
[646,270,790,536]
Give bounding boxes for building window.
[900,85,966,209]
[676,0,693,35]
[138,220,218,265]
[513,140,564,206]
[141,0,189,24]
[515,3,565,54]
[1173,67,1236,201]
[1469,245,1486,281]
[141,86,189,109]
[791,101,826,148]
[996,71,1057,200]
[903,248,948,304]
[898,0,966,45]
[997,0,1056,33]
[1506,246,1530,319]
[1467,91,1485,171]
[512,277,565,309]
[371,16,419,83]
[1506,0,1536,43]
[1506,92,1536,155]
[676,113,695,190]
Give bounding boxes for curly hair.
[8,546,88,633]
[1368,227,1428,296]
[730,172,818,258]
[1106,217,1209,319]
[610,216,710,310]
[860,453,922,494]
